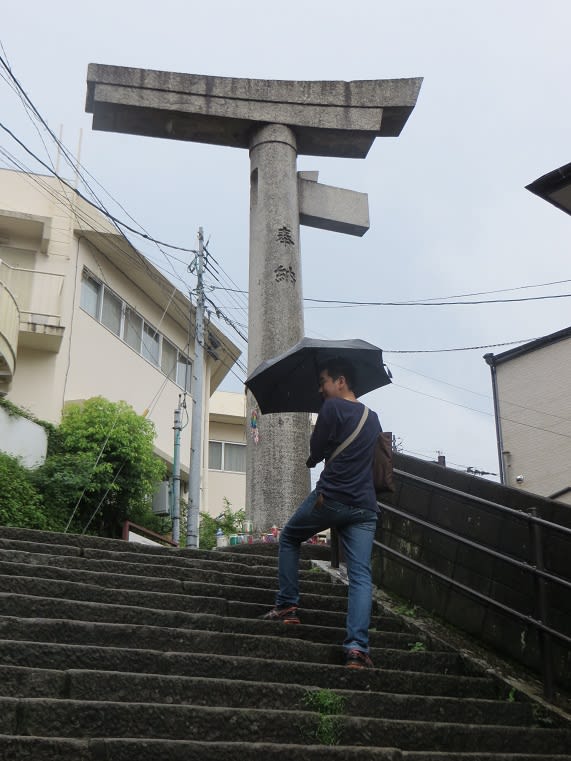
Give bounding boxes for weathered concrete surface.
[0,665,534,726]
[7,697,571,752]
[0,638,500,698]
[298,173,370,236]
[246,124,310,531]
[86,64,422,157]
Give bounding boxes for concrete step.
[0,641,497,698]
[0,562,351,610]
[0,547,348,595]
[0,527,301,567]
[0,529,328,571]
[6,737,569,761]
[0,527,567,758]
[0,537,302,575]
[0,665,537,727]
[0,595,426,649]
[1,698,570,753]
[0,574,404,630]
[0,617,464,672]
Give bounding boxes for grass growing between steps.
[302,688,346,746]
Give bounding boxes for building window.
[208,441,246,473]
[142,323,160,366]
[161,339,177,381]
[124,306,142,352]
[80,269,193,392]
[101,289,122,336]
[80,273,101,318]
[208,441,223,470]
[177,355,192,393]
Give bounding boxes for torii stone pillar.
[85,66,422,532]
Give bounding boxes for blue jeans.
[276,489,378,653]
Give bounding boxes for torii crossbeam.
[86,65,422,532]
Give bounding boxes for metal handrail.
[393,467,571,537]
[328,468,570,700]
[383,502,571,592]
[374,482,571,701]
[374,539,571,648]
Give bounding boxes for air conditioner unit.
[152,481,171,516]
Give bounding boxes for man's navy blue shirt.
[310,397,381,513]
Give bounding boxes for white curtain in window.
[101,289,122,336]
[208,441,222,470]
[142,323,160,366]
[80,275,100,318]
[161,339,177,380]
[124,307,142,352]
[224,443,246,473]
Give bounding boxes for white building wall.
[496,336,571,501]
[0,406,47,468]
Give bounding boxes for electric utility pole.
[187,227,206,548]
[171,398,183,545]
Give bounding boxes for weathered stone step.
[1,527,331,569]
[0,595,425,650]
[0,618,462,672]
[0,665,536,727]
[6,737,568,761]
[0,527,291,567]
[1,699,570,752]
[0,641,497,698]
[0,563,351,610]
[0,537,304,576]
[0,548,347,595]
[0,574,398,630]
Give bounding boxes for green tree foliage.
[0,452,48,530]
[31,397,165,538]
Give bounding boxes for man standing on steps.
[261,359,381,670]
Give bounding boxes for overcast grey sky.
[2,0,570,477]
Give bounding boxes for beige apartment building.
[485,327,571,505]
[0,168,241,511]
[207,390,247,517]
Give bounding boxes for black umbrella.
[245,337,391,413]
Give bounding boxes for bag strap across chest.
[326,406,369,465]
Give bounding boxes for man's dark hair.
[318,358,355,390]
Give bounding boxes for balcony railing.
[0,260,65,353]
[0,260,64,321]
[0,280,19,380]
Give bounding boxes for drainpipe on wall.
[484,353,506,485]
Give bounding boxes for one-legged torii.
[85,67,422,532]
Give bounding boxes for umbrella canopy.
[245,337,391,413]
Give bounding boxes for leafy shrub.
[0,452,47,530]
[199,500,245,550]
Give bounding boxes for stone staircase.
[0,526,569,760]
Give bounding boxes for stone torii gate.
[85,66,422,532]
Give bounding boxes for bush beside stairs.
[0,525,569,760]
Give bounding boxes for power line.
[390,361,571,423]
[303,293,571,307]
[393,383,571,441]
[205,295,248,344]
[384,339,535,354]
[208,278,571,307]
